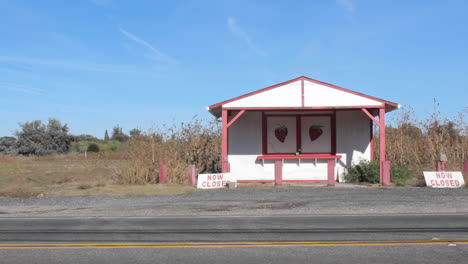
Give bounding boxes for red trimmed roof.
[208,76,398,116]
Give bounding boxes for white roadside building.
[207,76,399,185]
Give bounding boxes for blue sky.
[1,0,467,138]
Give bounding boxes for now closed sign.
[423,171,465,188]
[197,173,233,189]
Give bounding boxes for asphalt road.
[1,244,468,264]
[2,215,468,242]
[1,215,468,263]
[1,188,468,262]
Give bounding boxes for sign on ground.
[423,171,465,188]
[197,173,233,189]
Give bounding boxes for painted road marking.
[1,240,468,249]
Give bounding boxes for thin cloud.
[119,27,177,64]
[0,55,161,75]
[227,16,266,56]
[0,82,47,96]
[336,0,355,13]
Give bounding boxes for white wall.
[336,110,372,181]
[227,111,270,180]
[300,116,331,153]
[228,111,330,181]
[222,79,383,109]
[266,116,297,153]
[224,81,302,108]
[227,110,371,182]
[303,80,382,107]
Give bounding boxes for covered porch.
[208,76,398,185]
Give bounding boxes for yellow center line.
[0,240,467,249]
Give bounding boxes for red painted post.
[382,160,391,186]
[379,108,386,185]
[328,159,336,186]
[187,165,191,185]
[436,161,446,171]
[275,161,282,186]
[159,164,167,183]
[188,165,196,187]
[221,109,229,173]
[464,161,468,175]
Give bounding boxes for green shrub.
[87,143,100,152]
[345,160,414,185]
[345,161,380,184]
[100,140,121,152]
[390,165,414,186]
[70,141,92,153]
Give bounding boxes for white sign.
[197,173,233,189]
[423,171,465,188]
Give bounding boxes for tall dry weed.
[113,118,221,184]
[375,101,467,179]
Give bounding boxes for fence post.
[382,160,391,186]
[436,154,447,172]
[159,164,167,184]
[328,160,335,186]
[188,165,196,187]
[275,161,282,186]
[436,161,446,172]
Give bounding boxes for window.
[263,113,336,155]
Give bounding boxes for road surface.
[1,214,468,263]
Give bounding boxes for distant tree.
[0,136,17,155]
[45,118,71,153]
[129,128,142,139]
[104,129,110,142]
[111,125,129,142]
[15,120,47,155]
[15,118,72,155]
[72,134,99,142]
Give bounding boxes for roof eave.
[207,103,399,118]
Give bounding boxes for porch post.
[275,161,283,186]
[379,108,390,186]
[382,160,391,186]
[328,159,336,186]
[222,109,229,173]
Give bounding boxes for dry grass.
[0,155,195,197]
[375,103,467,184]
[0,185,41,197]
[113,118,221,185]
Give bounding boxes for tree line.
[0,118,140,155]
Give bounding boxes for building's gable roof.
[208,76,398,117]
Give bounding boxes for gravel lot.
[1,187,467,217]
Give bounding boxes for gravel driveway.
[1,187,467,217]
